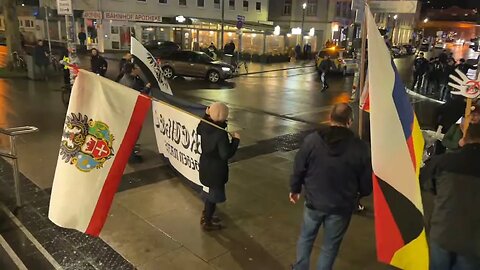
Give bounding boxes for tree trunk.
[3,0,21,68]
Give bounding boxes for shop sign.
[104,12,162,23]
[83,11,102,20]
[57,0,72,15]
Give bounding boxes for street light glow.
[302,3,307,9]
[393,14,398,20]
[423,18,429,23]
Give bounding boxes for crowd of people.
[412,49,478,101]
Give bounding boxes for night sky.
[422,0,479,9]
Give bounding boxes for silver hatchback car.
[160,51,234,83]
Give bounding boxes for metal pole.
[301,8,305,46]
[221,0,225,49]
[358,3,368,139]
[45,6,52,53]
[65,15,70,43]
[9,136,21,207]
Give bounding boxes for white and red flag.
[48,70,150,236]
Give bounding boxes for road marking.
[0,235,28,270]
[0,204,62,269]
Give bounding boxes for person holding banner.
[197,102,240,231]
[119,63,152,95]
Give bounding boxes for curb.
[237,64,315,76]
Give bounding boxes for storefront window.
[141,26,169,43]
[242,33,264,54]
[303,36,317,51]
[266,35,285,54]
[223,32,239,50]
[198,30,217,48]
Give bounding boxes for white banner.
[152,101,208,191]
[130,37,173,95]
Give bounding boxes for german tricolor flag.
[366,6,429,270]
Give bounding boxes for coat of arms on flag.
[61,113,115,172]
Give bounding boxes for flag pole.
[358,1,368,139]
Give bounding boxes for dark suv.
[161,51,234,83]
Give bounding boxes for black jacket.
[414,57,429,74]
[91,55,108,76]
[319,59,335,73]
[456,62,477,75]
[197,116,239,188]
[435,97,466,133]
[34,45,49,66]
[118,74,150,94]
[421,143,480,258]
[290,126,372,215]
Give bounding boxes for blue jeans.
[293,205,351,270]
[430,241,480,270]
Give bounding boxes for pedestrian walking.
[412,52,429,91]
[78,30,87,46]
[197,102,240,231]
[295,44,302,60]
[421,123,480,270]
[34,40,49,80]
[318,55,335,92]
[224,40,236,55]
[116,53,133,82]
[90,48,108,77]
[439,58,456,102]
[289,103,372,270]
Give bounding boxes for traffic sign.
[57,0,73,15]
[237,15,245,29]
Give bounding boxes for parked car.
[402,44,416,55]
[145,40,181,59]
[391,46,407,58]
[434,42,446,49]
[419,42,430,52]
[315,47,357,76]
[161,51,234,83]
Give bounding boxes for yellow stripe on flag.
[412,116,424,178]
[390,229,429,270]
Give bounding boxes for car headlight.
[222,67,231,72]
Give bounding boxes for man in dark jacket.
[34,40,49,80]
[318,55,336,92]
[90,48,108,77]
[197,102,240,231]
[421,123,480,270]
[456,58,477,75]
[224,41,236,55]
[412,52,429,90]
[290,103,372,270]
[119,63,151,95]
[116,53,133,82]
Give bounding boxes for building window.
[283,0,292,15]
[335,1,341,17]
[229,0,235,10]
[198,0,204,7]
[256,2,261,11]
[243,1,248,11]
[179,0,186,6]
[214,0,220,8]
[306,0,317,16]
[159,0,167,3]
[137,0,146,2]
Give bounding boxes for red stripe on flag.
[85,94,151,236]
[373,174,404,264]
[406,135,417,170]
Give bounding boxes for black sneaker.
[202,222,223,231]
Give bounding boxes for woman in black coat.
[90,48,108,77]
[197,102,240,231]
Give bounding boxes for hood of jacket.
[197,115,227,154]
[317,125,355,156]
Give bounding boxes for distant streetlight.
[423,18,429,23]
[301,3,307,46]
[393,14,398,20]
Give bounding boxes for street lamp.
[423,18,429,23]
[301,3,307,46]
